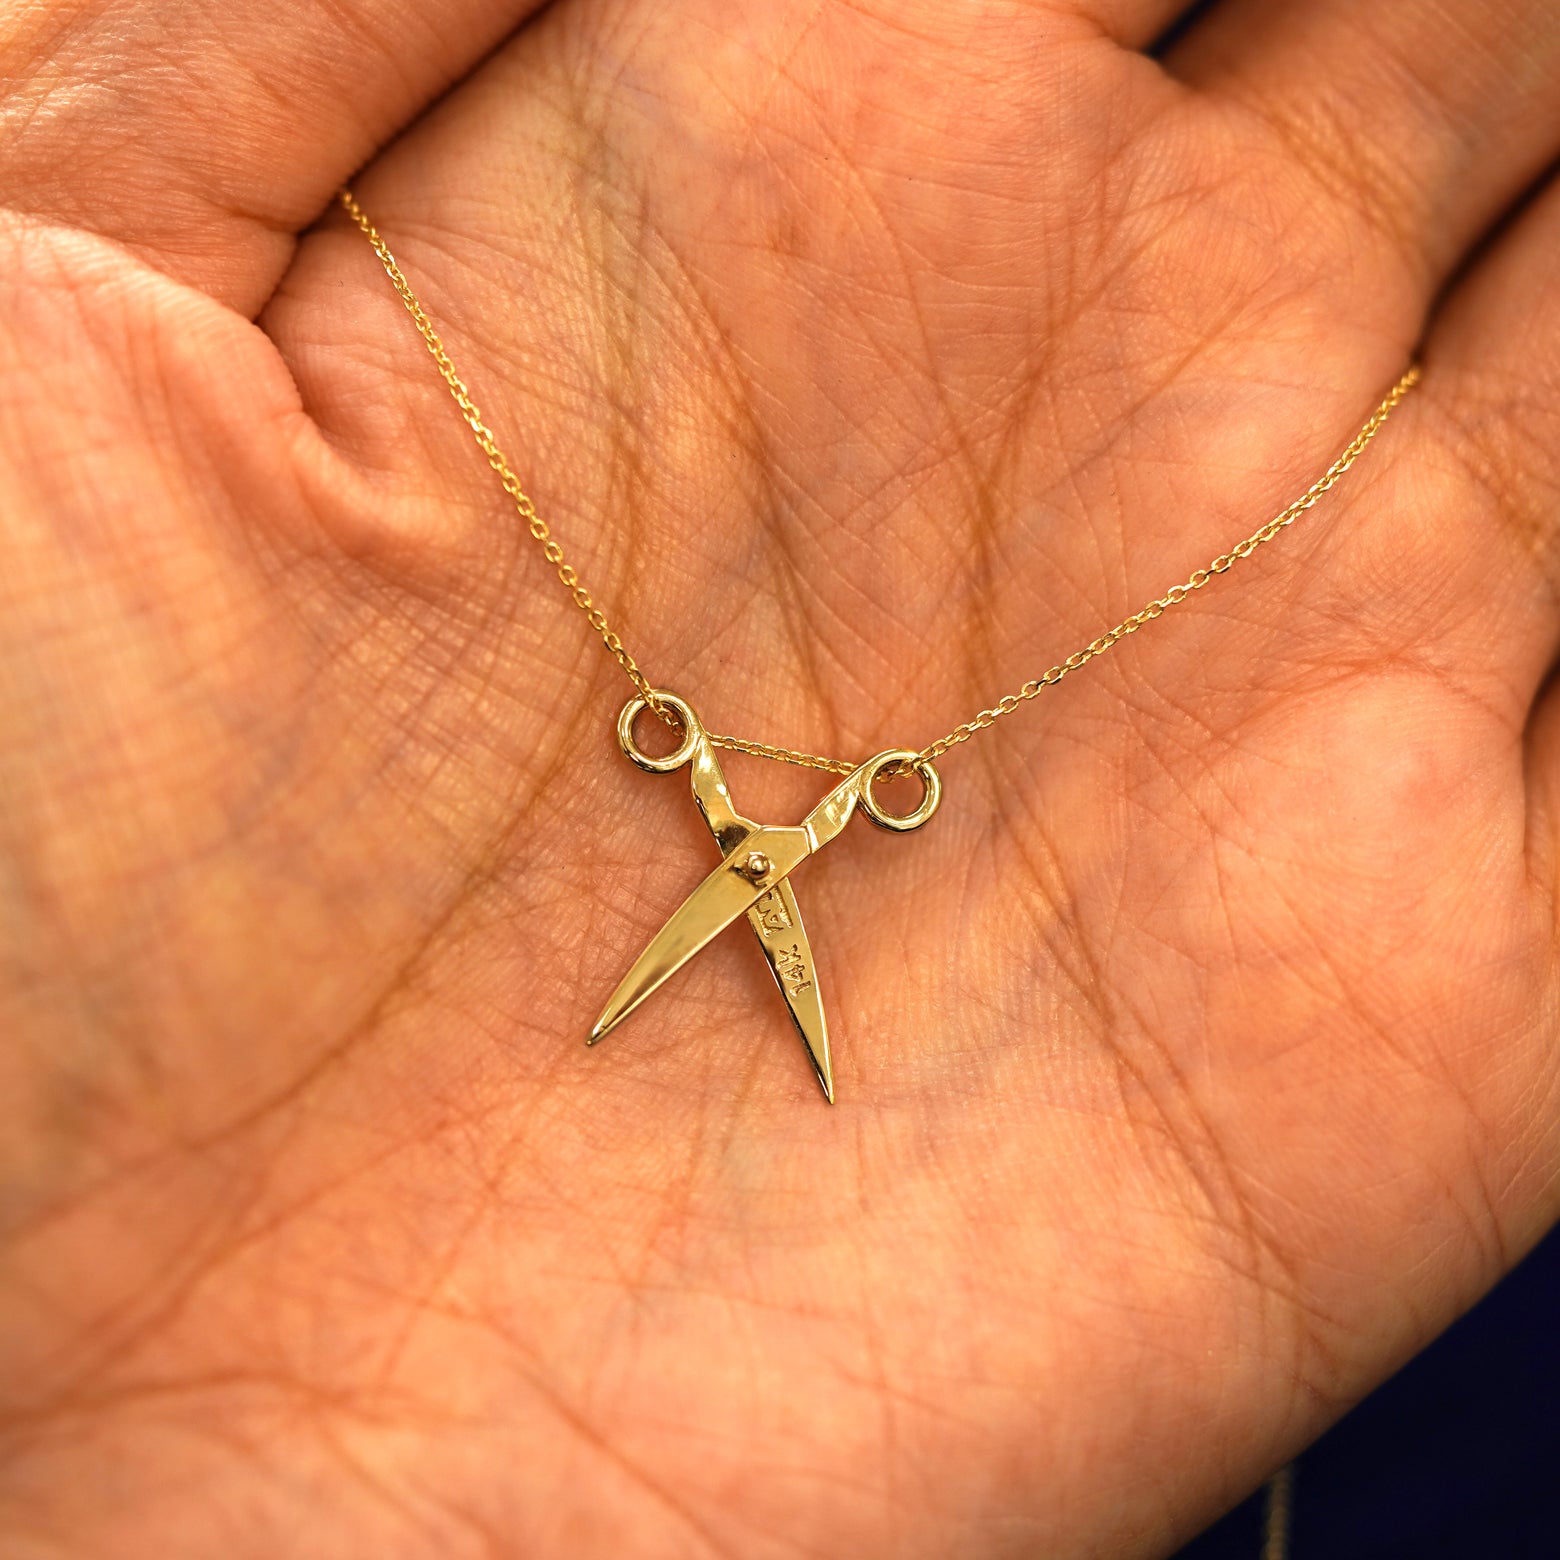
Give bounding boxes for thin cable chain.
[338,190,669,724]
[1262,1464,1295,1560]
[341,189,1418,778]
[913,362,1421,770]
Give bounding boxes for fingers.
[1413,172,1560,867]
[0,0,1188,316]
[1426,169,1560,707]
[1150,0,1560,771]
[1431,177,1560,1239]
[0,0,551,314]
[1425,185,1560,574]
[1065,0,1203,49]
[1164,0,1560,295]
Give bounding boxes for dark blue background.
[1171,1228,1560,1558]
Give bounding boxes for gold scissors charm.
[589,691,942,1102]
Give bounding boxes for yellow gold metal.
[909,367,1422,768]
[1262,1463,1295,1560]
[337,190,675,729]
[343,188,1417,776]
[593,690,941,1095]
[607,690,849,1099]
[343,191,1419,1102]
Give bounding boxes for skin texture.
[2,0,1560,1554]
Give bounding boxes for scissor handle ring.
[859,750,942,832]
[617,690,702,774]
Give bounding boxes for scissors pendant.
[588,691,942,1102]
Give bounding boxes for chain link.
[343,190,1417,774]
[339,190,676,728]
[914,364,1420,767]
[1262,1464,1295,1560]
[697,729,857,777]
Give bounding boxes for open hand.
[3,1,1559,1553]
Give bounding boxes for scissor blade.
[745,881,833,1103]
[589,826,814,1045]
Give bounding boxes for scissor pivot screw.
[739,851,772,882]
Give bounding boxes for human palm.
[4,0,1560,1554]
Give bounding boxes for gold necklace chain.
[340,189,1418,775]
[1262,1463,1295,1560]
